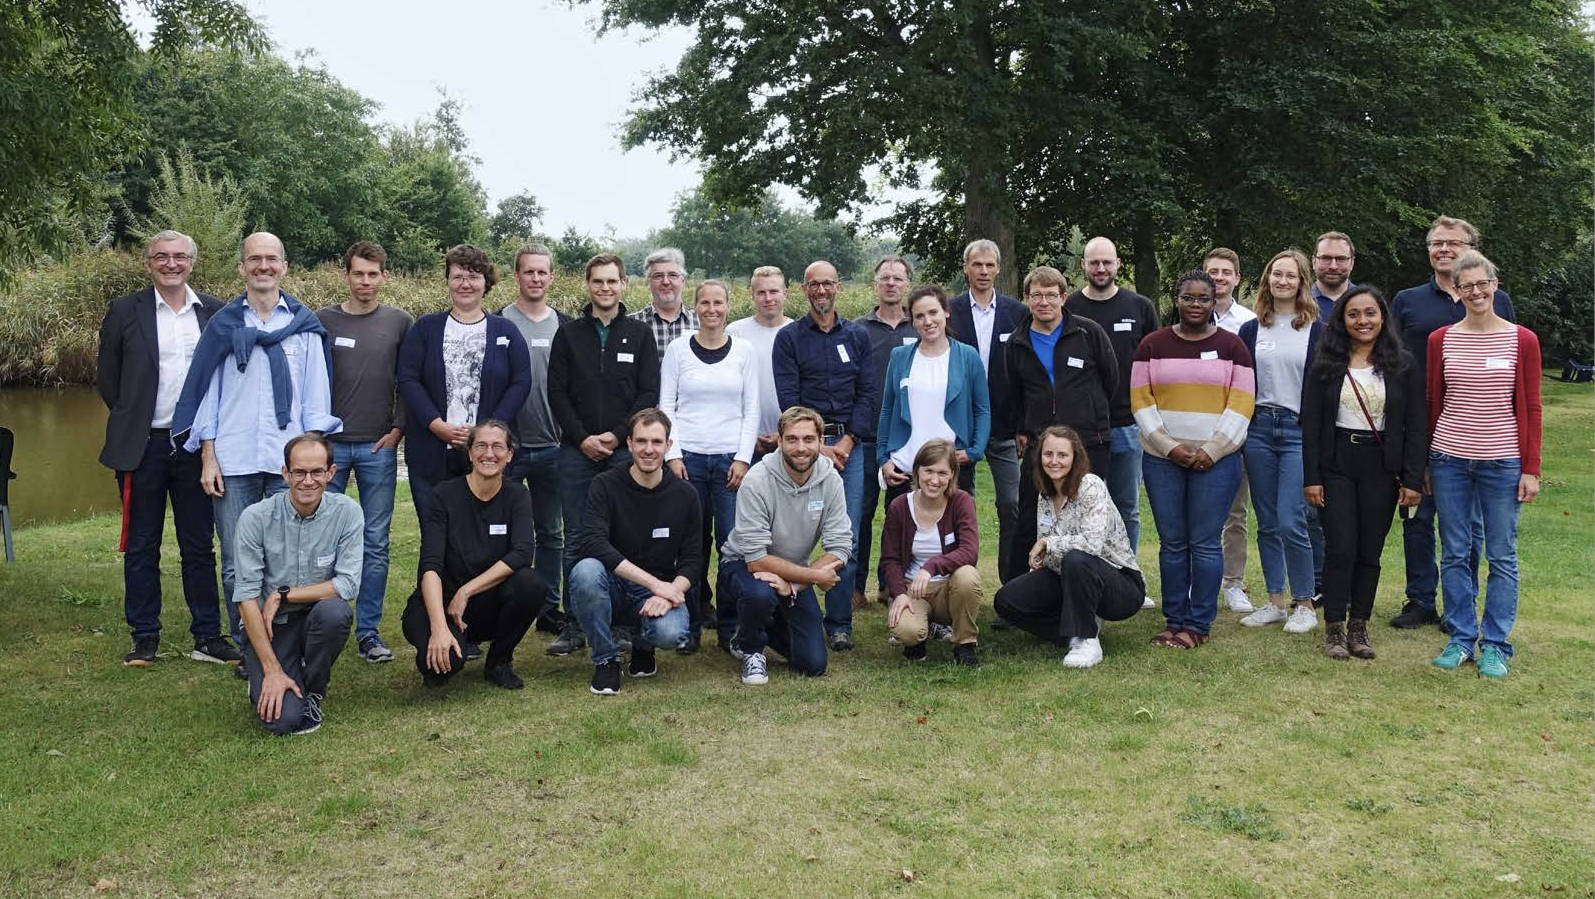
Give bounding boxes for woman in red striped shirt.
[1425,250,1541,679]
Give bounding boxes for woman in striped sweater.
[1131,271,1256,648]
[1426,250,1541,679]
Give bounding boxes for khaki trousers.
[1222,476,1250,589]
[890,565,983,646]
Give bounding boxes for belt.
[1336,427,1380,446]
[821,422,847,438]
[149,427,172,438]
[1256,404,1296,416]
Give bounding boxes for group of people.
[95,217,1542,736]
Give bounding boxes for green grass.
[1,383,1590,896]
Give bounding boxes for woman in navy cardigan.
[398,245,531,523]
[876,285,991,505]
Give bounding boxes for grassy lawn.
[1,382,1589,897]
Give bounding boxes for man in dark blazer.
[97,230,240,669]
[946,238,1027,585]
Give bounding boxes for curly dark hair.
[1311,286,1410,383]
[444,244,498,293]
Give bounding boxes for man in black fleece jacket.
[569,409,702,695]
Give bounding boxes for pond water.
[0,387,116,526]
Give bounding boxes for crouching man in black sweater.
[569,408,703,695]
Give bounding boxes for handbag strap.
[1346,370,1384,446]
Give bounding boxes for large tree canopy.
[585,0,1591,310]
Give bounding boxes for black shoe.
[484,663,524,690]
[629,648,658,678]
[991,616,1014,631]
[191,636,243,665]
[462,640,482,661]
[123,637,159,667]
[829,630,855,651]
[534,608,567,635]
[547,624,586,656]
[952,643,980,668]
[1389,601,1439,629]
[233,662,248,680]
[590,659,621,695]
[676,631,700,655]
[903,642,928,662]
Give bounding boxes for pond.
[0,386,116,526]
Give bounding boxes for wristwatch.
[277,585,290,604]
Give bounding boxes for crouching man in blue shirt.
[235,433,363,735]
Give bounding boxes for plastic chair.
[0,427,14,562]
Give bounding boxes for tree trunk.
[1132,213,1160,312]
[963,159,1017,297]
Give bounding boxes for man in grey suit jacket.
[97,230,238,669]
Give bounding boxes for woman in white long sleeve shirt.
[660,280,761,651]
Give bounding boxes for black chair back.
[0,427,13,506]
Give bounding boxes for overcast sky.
[227,1,702,239]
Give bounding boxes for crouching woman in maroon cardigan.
[880,439,983,667]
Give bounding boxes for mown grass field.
[0,384,1589,896]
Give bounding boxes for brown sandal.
[1151,628,1183,647]
[1181,630,1209,648]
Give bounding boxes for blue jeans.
[1401,489,1483,610]
[567,558,690,666]
[825,434,865,637]
[1106,424,1144,552]
[723,559,826,675]
[681,451,739,638]
[1243,406,1316,600]
[1431,453,1523,657]
[558,445,632,629]
[1143,452,1244,635]
[505,445,565,613]
[214,472,287,644]
[326,441,397,640]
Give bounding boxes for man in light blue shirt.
[236,434,362,735]
[183,232,341,655]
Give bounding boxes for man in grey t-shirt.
[317,241,413,663]
[500,243,570,628]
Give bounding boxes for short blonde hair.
[778,406,825,437]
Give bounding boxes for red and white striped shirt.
[1430,328,1520,460]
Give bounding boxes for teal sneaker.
[1476,645,1509,678]
[1431,643,1471,670]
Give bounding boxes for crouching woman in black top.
[403,420,547,689]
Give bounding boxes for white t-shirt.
[891,348,956,469]
[1336,366,1387,431]
[903,493,949,582]
[726,316,793,437]
[442,315,486,425]
[1253,316,1311,412]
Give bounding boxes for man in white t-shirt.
[726,265,794,456]
[1204,247,1257,614]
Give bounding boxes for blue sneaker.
[1476,645,1509,678]
[1431,643,1471,670]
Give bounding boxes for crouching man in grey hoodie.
[718,406,853,685]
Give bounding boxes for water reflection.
[0,386,115,526]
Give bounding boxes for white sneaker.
[1240,604,1289,627]
[1062,638,1103,668]
[1141,595,1156,610]
[740,651,769,686]
[1223,586,1255,612]
[1283,605,1319,634]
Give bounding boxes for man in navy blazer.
[946,238,1027,584]
[97,230,239,669]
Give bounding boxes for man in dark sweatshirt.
[568,409,703,696]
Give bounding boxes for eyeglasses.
[471,441,509,454]
[647,271,685,282]
[804,280,839,291]
[1456,278,1497,295]
[1427,239,1473,250]
[288,468,329,482]
[148,253,193,264]
[1026,291,1062,302]
[449,273,485,284]
[1176,294,1216,306]
[244,255,284,266]
[1313,255,1352,264]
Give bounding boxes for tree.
[552,226,601,274]
[488,192,546,245]
[0,1,263,275]
[655,187,864,280]
[375,109,489,271]
[128,146,247,291]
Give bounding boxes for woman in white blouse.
[992,426,1144,668]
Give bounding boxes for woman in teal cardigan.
[876,285,991,504]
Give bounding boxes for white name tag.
[942,532,956,546]
[902,336,917,345]
[333,336,356,348]
[1114,321,1134,332]
[1200,350,1219,360]
[282,344,299,355]
[488,524,507,535]
[1485,357,1511,370]
[900,378,911,389]
[316,553,335,566]
[652,527,670,538]
[530,338,551,348]
[807,499,824,513]
[998,332,1011,342]
[617,352,635,363]
[836,344,851,364]
[1066,357,1085,369]
[496,335,510,346]
[1257,339,1276,352]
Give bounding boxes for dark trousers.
[1320,433,1399,623]
[243,600,353,735]
[993,550,1144,643]
[1006,438,1111,582]
[119,430,221,642]
[401,568,546,678]
[722,559,826,675]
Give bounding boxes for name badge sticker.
[836,344,851,364]
[998,332,1011,343]
[1257,339,1276,352]
[807,499,824,513]
[1114,321,1134,332]
[617,352,635,363]
[316,553,336,567]
[333,336,356,348]
[1485,357,1511,370]
[1200,350,1219,360]
[652,527,670,538]
[530,338,551,348]
[900,378,911,389]
[1066,356,1085,369]
[903,336,917,345]
[496,335,511,346]
[488,524,508,535]
[943,532,956,546]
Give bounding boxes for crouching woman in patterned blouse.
[993,426,1145,668]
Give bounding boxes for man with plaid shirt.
[631,247,699,359]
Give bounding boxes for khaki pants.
[1222,476,1250,589]
[890,565,983,646]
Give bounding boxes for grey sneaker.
[726,627,748,661]
[829,630,855,651]
[357,635,394,663]
[546,624,586,656]
[291,693,323,736]
[928,622,955,643]
[740,651,769,686]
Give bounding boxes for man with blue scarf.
[171,232,341,654]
